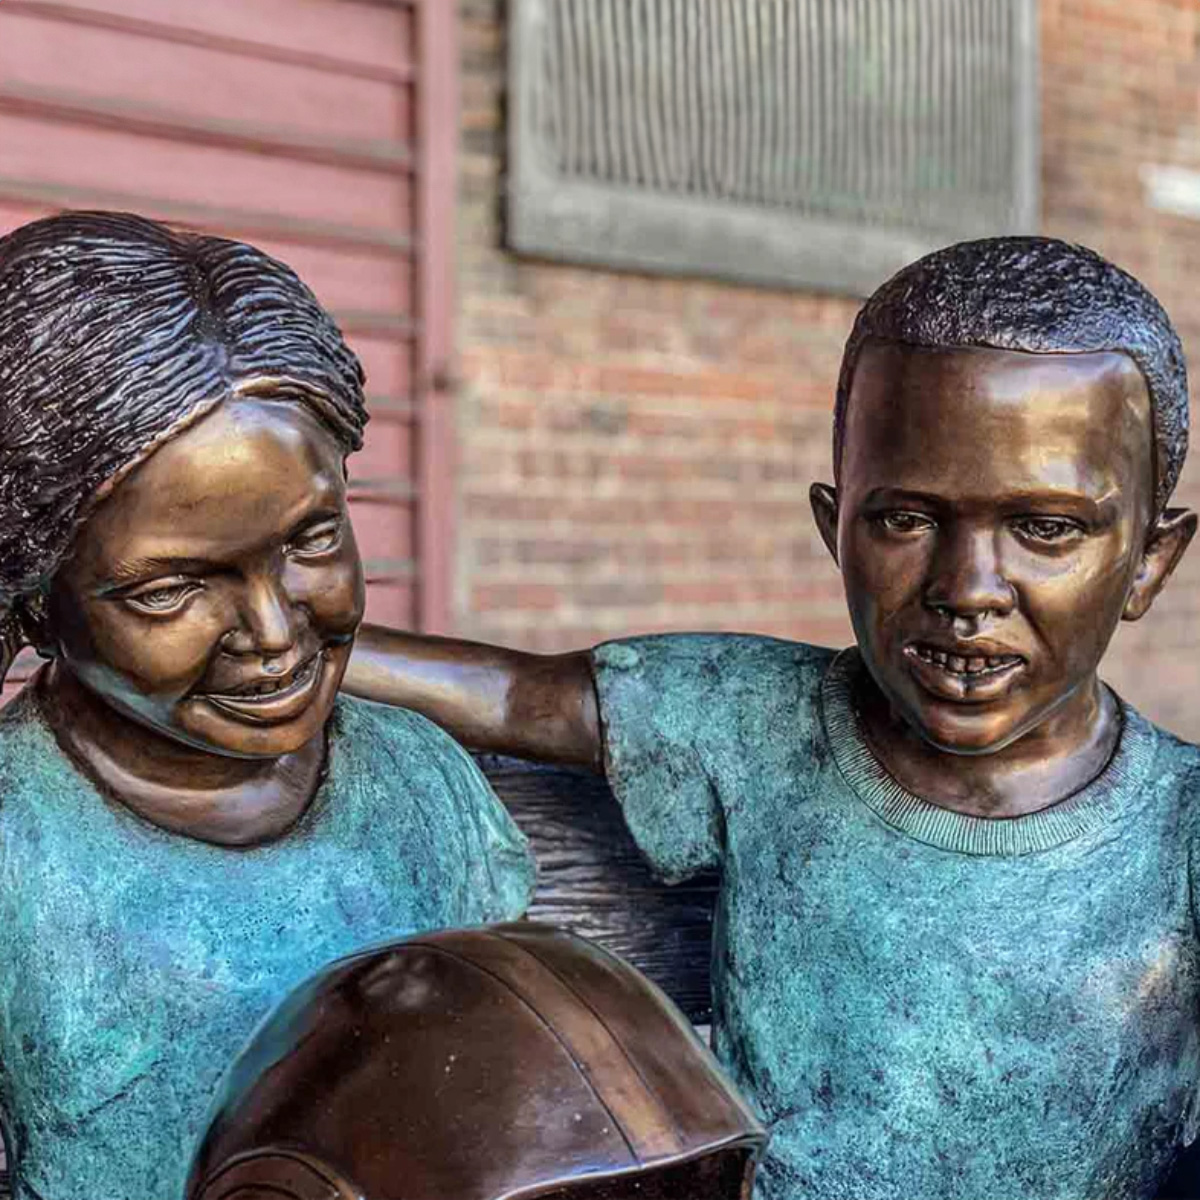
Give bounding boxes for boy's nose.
[922,527,1015,621]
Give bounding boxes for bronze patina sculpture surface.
[187,924,767,1200]
[343,238,1200,1199]
[0,213,534,1200]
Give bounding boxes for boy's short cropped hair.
[834,236,1189,515]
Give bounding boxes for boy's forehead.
[842,341,1155,496]
[853,338,1147,399]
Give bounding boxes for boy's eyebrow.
[861,488,943,508]
[862,486,1121,518]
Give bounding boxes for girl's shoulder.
[0,684,87,806]
[327,693,481,775]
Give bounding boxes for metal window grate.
[509,0,1038,295]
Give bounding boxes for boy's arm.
[344,624,602,771]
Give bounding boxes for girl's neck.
[38,661,328,846]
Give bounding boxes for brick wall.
[454,0,1200,739]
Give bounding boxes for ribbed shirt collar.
[820,649,1157,856]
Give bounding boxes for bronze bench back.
[478,755,719,1025]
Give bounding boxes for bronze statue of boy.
[345,238,1200,1199]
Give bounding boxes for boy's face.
[812,341,1193,755]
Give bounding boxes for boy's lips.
[903,640,1026,703]
[200,653,325,725]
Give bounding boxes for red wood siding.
[0,0,458,698]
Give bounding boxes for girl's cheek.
[288,557,365,638]
[87,607,227,686]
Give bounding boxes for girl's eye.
[1012,516,1082,544]
[289,519,342,558]
[124,582,200,615]
[876,511,935,534]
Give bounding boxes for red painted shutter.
[0,0,457,701]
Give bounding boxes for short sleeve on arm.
[591,635,736,883]
[436,734,537,927]
[1185,763,1200,940]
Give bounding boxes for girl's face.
[47,398,365,759]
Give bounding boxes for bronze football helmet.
[188,923,766,1200]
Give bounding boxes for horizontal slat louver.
[509,0,1038,294]
[0,0,424,698]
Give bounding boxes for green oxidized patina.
[0,689,534,1200]
[593,633,1200,1200]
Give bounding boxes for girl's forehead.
[70,400,345,577]
[125,398,338,484]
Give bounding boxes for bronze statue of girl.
[0,211,534,1200]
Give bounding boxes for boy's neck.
[855,670,1120,818]
[37,661,327,846]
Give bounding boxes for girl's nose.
[222,575,298,656]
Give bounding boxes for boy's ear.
[809,483,840,566]
[1123,507,1198,621]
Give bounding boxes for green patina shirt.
[592,634,1200,1200]
[0,689,535,1200]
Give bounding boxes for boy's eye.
[288,518,342,558]
[123,581,201,615]
[1011,516,1083,544]
[875,511,936,534]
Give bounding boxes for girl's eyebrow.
[97,556,219,594]
[98,509,345,595]
[287,509,341,537]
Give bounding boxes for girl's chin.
[174,693,334,760]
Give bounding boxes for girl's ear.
[0,593,52,691]
[809,483,840,566]
[1123,507,1198,621]
[18,593,56,659]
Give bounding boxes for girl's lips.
[200,654,324,725]
[903,643,1026,703]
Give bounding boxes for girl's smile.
[200,649,326,724]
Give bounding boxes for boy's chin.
[862,658,1039,758]
[903,701,1035,758]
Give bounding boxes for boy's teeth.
[914,646,1020,674]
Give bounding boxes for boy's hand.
[343,625,602,772]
